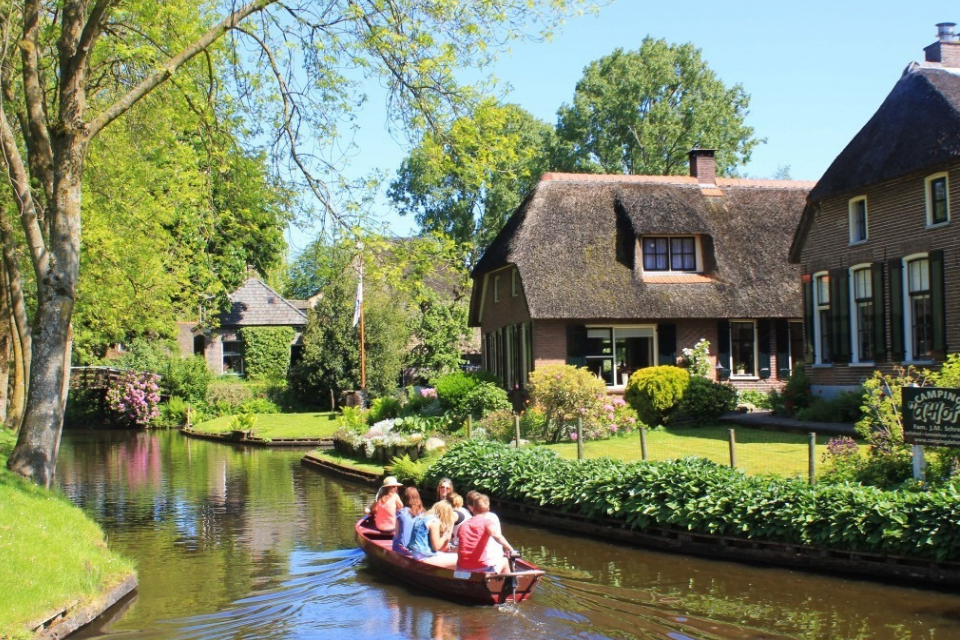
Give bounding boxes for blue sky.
[287,1,958,254]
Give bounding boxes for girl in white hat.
[370,476,404,534]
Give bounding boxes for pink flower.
[603,404,614,412]
[570,432,578,441]
[609,424,618,432]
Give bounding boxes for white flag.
[351,275,363,327]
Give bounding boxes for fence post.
[728,428,737,469]
[467,414,472,440]
[808,432,817,485]
[577,417,584,460]
[515,415,521,448]
[640,427,648,461]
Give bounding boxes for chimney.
[924,22,960,67]
[688,149,716,185]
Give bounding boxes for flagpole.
[359,289,366,391]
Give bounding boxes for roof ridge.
[232,278,307,320]
[540,172,814,189]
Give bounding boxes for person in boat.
[369,476,404,534]
[408,499,458,566]
[447,492,470,549]
[456,493,514,574]
[435,477,454,505]
[393,486,425,556]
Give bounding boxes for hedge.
[427,441,960,562]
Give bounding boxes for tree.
[553,37,761,176]
[389,100,554,265]
[2,0,591,487]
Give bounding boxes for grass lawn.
[546,424,843,478]
[307,450,386,476]
[192,411,341,439]
[0,430,135,640]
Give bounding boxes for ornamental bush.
[106,371,161,426]
[527,364,607,442]
[239,326,296,381]
[624,365,689,426]
[676,377,737,424]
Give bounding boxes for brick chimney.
[924,22,960,67]
[688,149,716,185]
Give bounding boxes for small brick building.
[178,278,311,376]
[790,24,960,395]
[469,151,812,393]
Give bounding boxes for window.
[493,275,500,303]
[222,341,244,375]
[511,269,519,297]
[641,236,698,272]
[729,321,756,376]
[813,273,831,364]
[851,266,875,362]
[907,257,933,360]
[849,197,868,243]
[584,327,654,386]
[926,174,949,226]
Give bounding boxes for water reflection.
[59,430,960,640]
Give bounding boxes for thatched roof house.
[470,151,812,391]
[790,24,960,395]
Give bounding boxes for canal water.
[57,430,960,640]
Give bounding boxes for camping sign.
[902,386,960,447]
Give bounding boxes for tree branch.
[20,0,54,205]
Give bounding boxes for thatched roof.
[471,173,812,323]
[221,278,308,327]
[809,65,960,203]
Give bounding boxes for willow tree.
[2,0,592,487]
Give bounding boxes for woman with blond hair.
[408,499,458,566]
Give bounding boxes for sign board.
[902,386,960,447]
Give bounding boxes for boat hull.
[355,519,544,605]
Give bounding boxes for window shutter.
[758,319,772,379]
[803,279,814,363]
[931,249,946,354]
[888,258,904,361]
[717,320,731,378]
[871,262,886,362]
[829,268,851,363]
[566,325,586,366]
[775,319,791,378]
[657,324,676,366]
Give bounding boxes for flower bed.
[334,418,424,464]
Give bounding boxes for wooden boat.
[355,518,545,605]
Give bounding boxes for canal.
[57,430,960,640]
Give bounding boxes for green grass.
[307,449,386,476]
[192,411,341,439]
[547,424,843,478]
[0,430,135,640]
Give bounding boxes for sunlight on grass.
[193,412,341,439]
[307,450,385,476]
[548,424,843,478]
[0,430,135,639]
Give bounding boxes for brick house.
[789,24,960,395]
[469,151,813,393]
[178,278,312,375]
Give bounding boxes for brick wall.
[477,267,532,332]
[798,162,960,388]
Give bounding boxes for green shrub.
[239,397,281,414]
[206,379,253,415]
[432,371,479,412]
[624,365,690,426]
[795,391,863,423]
[161,356,212,403]
[368,396,402,423]
[778,367,811,416]
[738,389,772,410]
[159,396,190,427]
[527,364,607,442]
[677,377,737,424]
[339,406,370,434]
[387,453,434,485]
[462,382,511,420]
[239,326,296,381]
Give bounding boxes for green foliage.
[206,379,253,415]
[776,367,812,416]
[680,338,712,378]
[527,364,607,442]
[429,440,960,562]
[431,370,500,416]
[338,406,370,434]
[553,37,759,176]
[738,389,773,410]
[239,398,281,415]
[624,366,690,426]
[162,356,212,404]
[795,391,864,423]
[677,377,737,424]
[159,396,190,428]
[229,413,258,433]
[387,453,434,486]
[239,326,296,381]
[462,382,512,420]
[369,396,402,424]
[407,287,470,378]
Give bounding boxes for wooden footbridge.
[69,366,125,390]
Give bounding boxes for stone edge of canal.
[32,574,137,640]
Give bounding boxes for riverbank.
[184,411,341,446]
[0,431,136,640]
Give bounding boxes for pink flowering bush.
[528,364,606,442]
[106,371,161,426]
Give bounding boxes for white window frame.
[728,320,758,378]
[848,196,868,244]
[902,253,934,362]
[493,275,500,303]
[848,264,874,364]
[925,173,950,227]
[638,235,703,273]
[812,271,831,365]
[584,325,657,387]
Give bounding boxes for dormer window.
[641,236,698,272]
[926,173,949,226]
[849,197,868,244]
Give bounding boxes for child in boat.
[393,486,425,555]
[456,493,514,573]
[369,476,404,534]
[408,500,458,566]
[447,492,471,549]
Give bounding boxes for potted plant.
[735,362,747,376]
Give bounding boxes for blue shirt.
[408,514,437,559]
[392,507,415,554]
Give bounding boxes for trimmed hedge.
[427,441,960,562]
